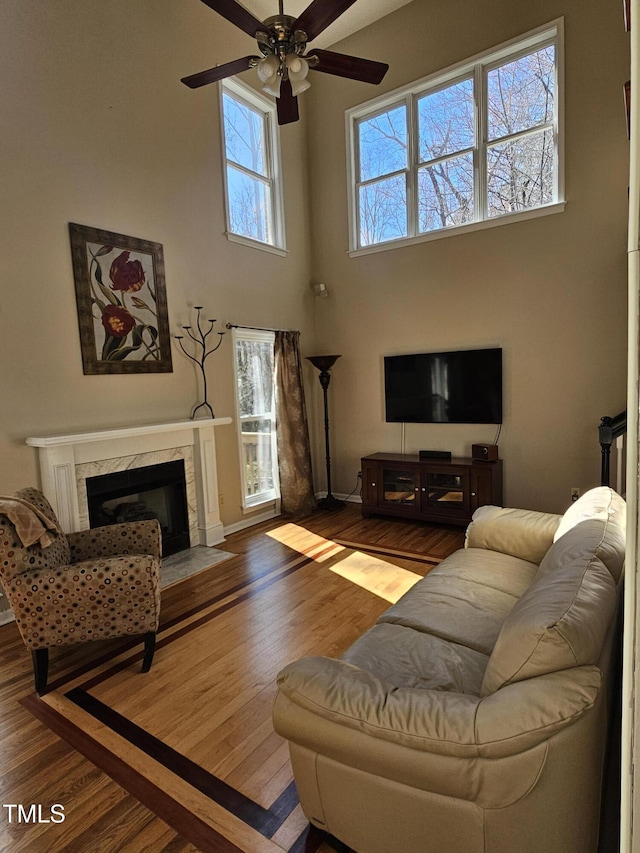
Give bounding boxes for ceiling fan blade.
[292,0,358,42]
[181,55,258,88]
[276,79,300,125]
[307,48,389,84]
[198,0,264,37]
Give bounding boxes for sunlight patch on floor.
[267,523,422,603]
[266,523,345,562]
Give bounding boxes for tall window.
[221,79,285,253]
[232,328,279,509]
[348,21,563,253]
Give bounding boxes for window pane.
[417,78,474,163]
[418,152,474,232]
[226,165,272,243]
[358,106,407,182]
[223,93,267,176]
[359,174,407,246]
[487,128,554,217]
[487,46,555,141]
[241,418,275,497]
[235,339,274,418]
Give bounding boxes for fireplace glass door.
[86,460,190,556]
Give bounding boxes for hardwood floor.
[0,505,464,852]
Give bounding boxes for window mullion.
[475,63,487,222]
[406,94,417,238]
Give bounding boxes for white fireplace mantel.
[26,418,232,546]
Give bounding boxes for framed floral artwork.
[69,223,173,374]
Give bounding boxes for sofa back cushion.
[553,486,626,544]
[481,519,618,696]
[465,505,562,564]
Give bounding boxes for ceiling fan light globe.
[256,54,280,84]
[262,77,283,98]
[290,77,311,97]
[286,54,309,80]
[286,54,310,97]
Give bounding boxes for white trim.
[225,230,288,257]
[346,18,564,254]
[348,201,565,257]
[223,506,281,536]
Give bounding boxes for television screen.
[384,348,502,424]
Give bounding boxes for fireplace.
[86,460,190,556]
[26,417,232,547]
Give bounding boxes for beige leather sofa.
[273,487,626,853]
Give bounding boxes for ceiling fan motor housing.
[258,16,310,63]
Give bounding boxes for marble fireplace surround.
[25,419,232,547]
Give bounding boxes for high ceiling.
[237,0,414,46]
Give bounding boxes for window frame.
[220,78,287,257]
[231,327,280,512]
[346,19,565,255]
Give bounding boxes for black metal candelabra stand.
[174,306,225,419]
[307,355,344,511]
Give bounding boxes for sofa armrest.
[275,656,600,760]
[67,519,162,562]
[464,505,563,564]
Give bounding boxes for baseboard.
[316,491,362,504]
[223,507,281,537]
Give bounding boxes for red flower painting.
[85,242,160,362]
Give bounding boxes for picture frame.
[69,223,173,375]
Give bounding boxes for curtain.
[274,331,317,516]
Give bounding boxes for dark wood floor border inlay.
[332,538,441,565]
[21,692,243,853]
[66,687,297,839]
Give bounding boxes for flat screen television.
[384,347,502,424]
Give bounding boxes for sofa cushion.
[465,505,562,564]
[342,622,489,696]
[540,518,625,584]
[553,486,626,543]
[481,538,617,695]
[378,548,539,655]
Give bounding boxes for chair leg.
[141,632,156,673]
[32,649,49,695]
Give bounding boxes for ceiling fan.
[181,0,390,125]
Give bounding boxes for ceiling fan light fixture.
[286,54,311,97]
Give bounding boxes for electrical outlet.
[571,487,580,502]
[357,470,362,478]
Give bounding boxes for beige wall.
[0,0,315,527]
[305,0,630,513]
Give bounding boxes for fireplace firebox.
[86,460,190,556]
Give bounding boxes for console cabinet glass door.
[381,466,420,512]
[421,466,471,518]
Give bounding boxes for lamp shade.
[307,355,341,372]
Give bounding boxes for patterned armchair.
[0,487,161,694]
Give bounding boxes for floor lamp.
[307,355,344,511]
